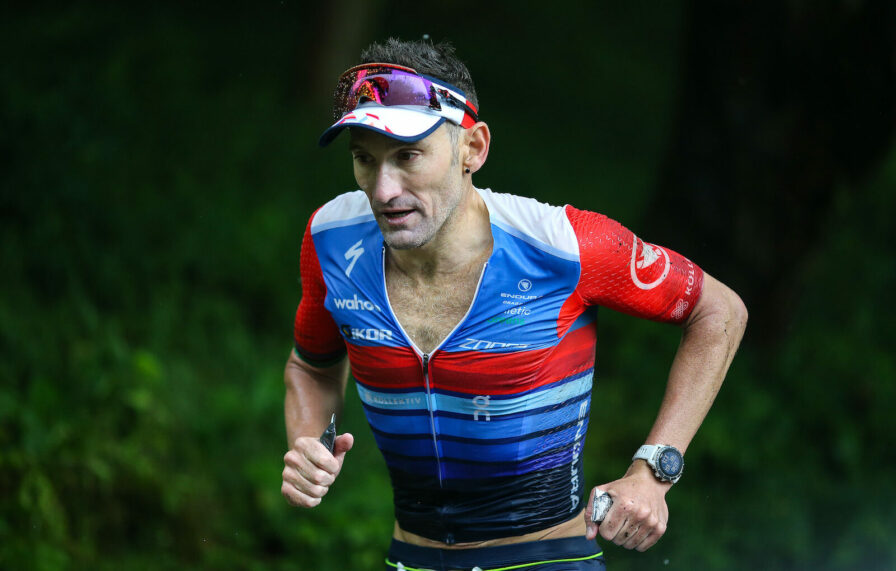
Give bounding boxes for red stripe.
[294,209,345,357]
[348,323,597,395]
[348,345,421,388]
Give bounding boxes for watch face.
[658,448,683,477]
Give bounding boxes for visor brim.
[318,105,446,147]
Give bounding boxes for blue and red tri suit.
[293,188,704,544]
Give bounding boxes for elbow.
[685,275,748,341]
[730,291,748,337]
[718,291,748,362]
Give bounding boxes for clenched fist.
[282,433,354,507]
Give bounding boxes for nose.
[370,164,403,204]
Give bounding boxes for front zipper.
[421,352,443,487]
[381,244,491,490]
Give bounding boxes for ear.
[463,122,491,175]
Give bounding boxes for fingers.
[598,494,668,552]
[617,511,664,551]
[281,436,347,508]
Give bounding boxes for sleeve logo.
[630,235,670,290]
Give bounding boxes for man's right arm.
[281,350,353,508]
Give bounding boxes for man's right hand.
[281,432,354,507]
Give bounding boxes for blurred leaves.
[2,3,895,570]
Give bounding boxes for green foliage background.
[2,4,894,570]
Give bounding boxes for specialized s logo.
[630,235,670,290]
[344,239,364,277]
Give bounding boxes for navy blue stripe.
[380,439,577,467]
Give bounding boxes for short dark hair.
[359,38,479,109]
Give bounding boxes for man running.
[282,38,747,570]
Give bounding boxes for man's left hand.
[584,461,671,552]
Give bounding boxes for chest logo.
[472,395,491,421]
[344,239,364,277]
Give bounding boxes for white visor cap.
[318,104,448,147]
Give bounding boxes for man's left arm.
[584,272,748,551]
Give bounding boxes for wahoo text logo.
[333,294,381,312]
[341,324,393,341]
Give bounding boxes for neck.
[387,185,492,279]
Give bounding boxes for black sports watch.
[633,444,684,484]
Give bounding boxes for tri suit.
[292,188,704,568]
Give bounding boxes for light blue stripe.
[491,220,580,262]
[430,374,591,416]
[356,384,429,412]
[356,373,592,416]
[313,213,376,233]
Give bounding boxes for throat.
[386,251,488,354]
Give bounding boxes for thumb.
[333,433,354,468]
[584,486,603,540]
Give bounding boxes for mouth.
[380,209,415,224]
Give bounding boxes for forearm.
[587,275,747,548]
[284,350,350,446]
[644,274,748,453]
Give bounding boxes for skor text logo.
[341,324,393,342]
[333,294,381,312]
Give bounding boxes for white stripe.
[311,191,373,232]
[478,188,580,259]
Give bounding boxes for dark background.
[2,2,894,569]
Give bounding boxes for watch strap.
[633,444,660,463]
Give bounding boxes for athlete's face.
[349,125,465,250]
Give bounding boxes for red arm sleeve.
[565,205,703,324]
[293,211,347,364]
